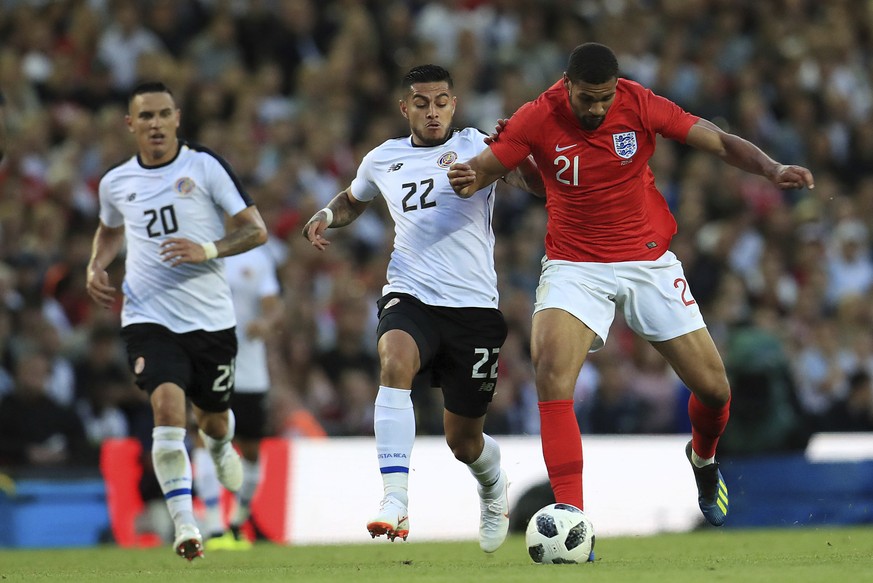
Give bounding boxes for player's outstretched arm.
[218,205,269,255]
[301,188,370,251]
[86,222,125,309]
[686,118,815,190]
[448,148,510,198]
[161,205,268,267]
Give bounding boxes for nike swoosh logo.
[555,144,577,152]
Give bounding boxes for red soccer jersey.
[491,78,699,262]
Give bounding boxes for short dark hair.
[128,81,173,104]
[401,65,453,90]
[566,43,619,84]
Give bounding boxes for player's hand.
[483,118,508,145]
[160,237,207,266]
[769,164,815,190]
[301,211,331,251]
[86,263,116,309]
[448,163,477,198]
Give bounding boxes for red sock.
[688,394,731,459]
[538,400,583,509]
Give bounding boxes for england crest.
[612,131,637,159]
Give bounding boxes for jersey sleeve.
[643,88,699,142]
[205,155,252,216]
[349,150,380,202]
[98,175,124,228]
[488,102,536,171]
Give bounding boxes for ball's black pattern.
[535,514,558,537]
[565,521,587,550]
[554,503,582,513]
[528,543,545,563]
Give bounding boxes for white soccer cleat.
[201,429,243,492]
[174,523,204,561]
[478,469,510,553]
[366,496,409,541]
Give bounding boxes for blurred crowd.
[1,0,873,469]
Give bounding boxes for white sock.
[374,386,414,507]
[691,449,716,467]
[467,434,502,493]
[192,447,224,536]
[152,426,195,529]
[232,458,260,527]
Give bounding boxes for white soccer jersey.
[350,127,498,308]
[99,142,252,332]
[224,247,280,393]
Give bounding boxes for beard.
[413,125,451,146]
[580,115,605,130]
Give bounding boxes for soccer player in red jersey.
[448,43,814,527]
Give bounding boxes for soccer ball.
[525,503,595,564]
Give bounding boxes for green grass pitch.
[2,527,873,582]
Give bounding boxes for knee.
[690,364,731,407]
[379,352,416,388]
[446,435,481,465]
[199,412,229,440]
[150,384,187,427]
[152,401,185,428]
[532,355,575,400]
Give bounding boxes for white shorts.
[533,251,706,351]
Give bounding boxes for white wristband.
[320,207,334,226]
[201,241,218,260]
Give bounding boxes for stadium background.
[0,0,872,547]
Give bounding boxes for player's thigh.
[232,391,270,440]
[651,328,730,405]
[616,251,706,343]
[376,293,439,385]
[436,307,508,419]
[533,258,617,351]
[120,323,192,394]
[530,308,596,400]
[185,327,238,412]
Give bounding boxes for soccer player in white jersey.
[86,81,268,561]
[193,245,282,551]
[302,64,542,553]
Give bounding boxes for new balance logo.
[478,382,496,392]
[127,193,137,201]
[388,162,404,172]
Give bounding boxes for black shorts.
[120,323,237,413]
[376,293,508,418]
[231,392,270,440]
